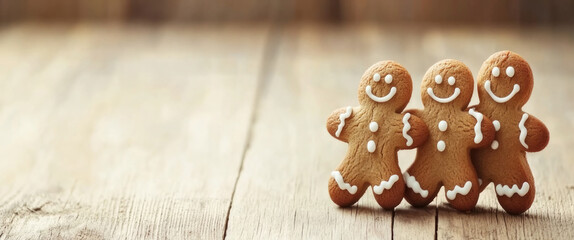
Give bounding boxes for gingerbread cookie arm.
[521,113,550,152]
[326,106,358,143]
[467,108,496,148]
[396,110,429,149]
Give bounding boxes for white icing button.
[367,140,376,153]
[493,120,500,131]
[435,75,442,84]
[385,74,393,84]
[438,120,448,132]
[448,76,455,85]
[437,140,446,152]
[369,122,379,132]
[373,73,381,82]
[506,66,515,77]
[491,140,499,150]
[492,67,500,77]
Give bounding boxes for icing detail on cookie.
[404,172,429,198]
[426,87,461,103]
[478,178,483,186]
[402,113,413,146]
[493,120,500,131]
[446,181,472,200]
[468,109,484,144]
[373,73,381,82]
[448,76,456,86]
[491,140,499,150]
[437,140,446,152]
[506,66,515,77]
[366,85,397,102]
[373,174,400,195]
[369,122,378,132]
[435,75,442,84]
[385,74,393,84]
[367,140,376,153]
[438,120,447,132]
[492,67,500,77]
[335,107,353,137]
[484,80,520,103]
[331,171,358,194]
[495,182,530,197]
[519,113,529,149]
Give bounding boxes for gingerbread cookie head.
[477,51,533,108]
[420,59,474,110]
[357,61,412,113]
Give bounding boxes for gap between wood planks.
[222,23,284,239]
[220,23,444,239]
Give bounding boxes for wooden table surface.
[0,22,572,239]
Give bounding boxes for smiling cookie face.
[477,51,533,108]
[421,59,473,110]
[357,61,412,112]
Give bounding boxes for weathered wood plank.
[225,24,439,239]
[0,23,269,239]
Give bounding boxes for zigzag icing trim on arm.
[468,109,484,144]
[404,172,428,198]
[331,171,358,194]
[519,113,529,149]
[335,107,353,137]
[402,113,413,146]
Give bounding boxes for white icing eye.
[373,73,381,82]
[448,76,455,85]
[435,75,442,84]
[492,67,500,77]
[506,66,515,77]
[385,74,393,84]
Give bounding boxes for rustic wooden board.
[0,23,573,239]
[0,23,269,239]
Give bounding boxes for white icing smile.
[426,87,461,103]
[484,80,520,103]
[366,85,397,102]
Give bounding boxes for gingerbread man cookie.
[471,51,549,214]
[404,59,496,211]
[326,61,428,209]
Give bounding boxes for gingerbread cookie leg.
[493,167,535,215]
[371,167,404,209]
[328,170,368,207]
[442,169,480,211]
[403,170,441,207]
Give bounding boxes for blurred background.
[0,0,573,24]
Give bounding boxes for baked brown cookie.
[403,59,496,211]
[471,51,550,215]
[326,61,428,209]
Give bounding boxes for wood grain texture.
[0,23,573,239]
[0,23,269,239]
